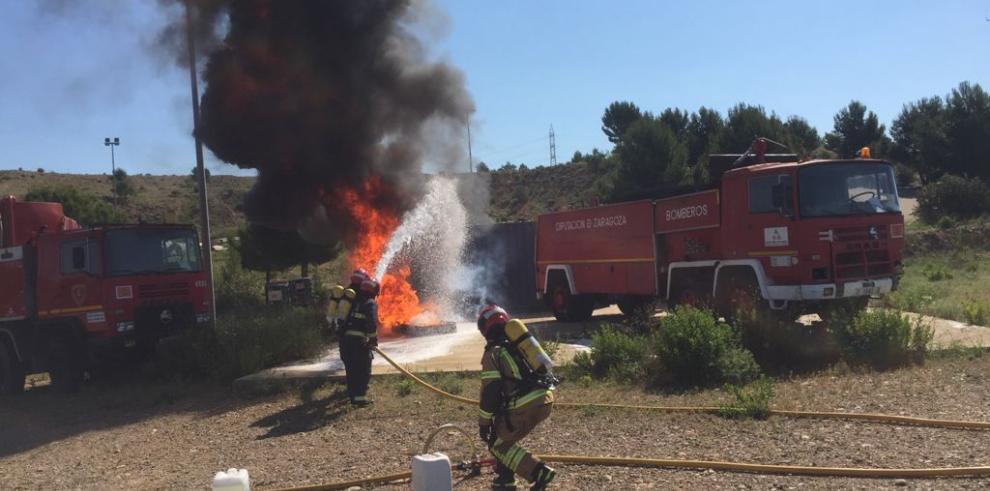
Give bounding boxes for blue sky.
[0,1,987,176]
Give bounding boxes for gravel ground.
[1,354,989,490]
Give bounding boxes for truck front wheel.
[0,340,25,396]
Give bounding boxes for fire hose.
[266,347,990,490]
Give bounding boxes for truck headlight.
[116,321,135,333]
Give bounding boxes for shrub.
[962,300,990,326]
[716,346,762,385]
[719,376,774,420]
[25,185,126,226]
[396,378,416,397]
[583,325,648,382]
[830,310,933,370]
[542,337,560,362]
[155,306,325,382]
[917,175,990,223]
[213,249,265,315]
[437,374,464,395]
[923,265,954,281]
[651,307,759,387]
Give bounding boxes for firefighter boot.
[529,463,556,491]
[492,462,517,490]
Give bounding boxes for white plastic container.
[212,468,251,491]
[411,452,452,491]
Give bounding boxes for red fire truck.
[0,196,211,394]
[535,141,904,322]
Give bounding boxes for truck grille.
[138,282,191,299]
[134,303,194,342]
[835,248,892,280]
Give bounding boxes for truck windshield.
[105,228,202,276]
[798,163,900,217]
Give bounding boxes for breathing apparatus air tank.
[504,319,553,375]
[335,287,358,324]
[327,284,345,320]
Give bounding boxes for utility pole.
[467,120,473,172]
[185,1,217,325]
[549,125,557,166]
[104,137,120,207]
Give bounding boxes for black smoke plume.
[161,0,473,245]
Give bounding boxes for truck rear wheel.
[49,336,84,393]
[549,285,594,322]
[0,340,25,396]
[715,271,761,321]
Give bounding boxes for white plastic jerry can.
[411,452,452,491]
[212,468,251,491]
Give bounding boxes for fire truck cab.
[535,142,904,322]
[0,196,211,394]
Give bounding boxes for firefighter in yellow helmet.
[477,304,557,490]
[339,276,380,407]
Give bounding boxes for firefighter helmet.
[477,304,509,336]
[350,268,370,286]
[359,278,380,297]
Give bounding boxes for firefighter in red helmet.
[477,304,557,490]
[339,276,380,407]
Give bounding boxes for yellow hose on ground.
[266,347,990,490]
[372,347,990,431]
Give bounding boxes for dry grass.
[1,353,988,490]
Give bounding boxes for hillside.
[484,160,608,221]
[0,169,254,238]
[1,160,605,234]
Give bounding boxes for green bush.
[154,306,325,382]
[923,265,954,282]
[213,249,265,315]
[583,325,649,382]
[651,307,759,387]
[396,378,416,397]
[437,374,464,395]
[25,185,126,226]
[830,310,933,370]
[917,175,990,223]
[719,376,774,420]
[962,300,990,326]
[542,336,561,362]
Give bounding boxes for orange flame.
[337,176,424,332]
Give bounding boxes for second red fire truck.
[535,140,904,322]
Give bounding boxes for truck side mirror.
[72,246,86,270]
[771,182,793,216]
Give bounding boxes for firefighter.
[339,277,380,407]
[477,304,557,490]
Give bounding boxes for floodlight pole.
[104,137,120,207]
[185,1,217,325]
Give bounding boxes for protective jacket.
[342,295,379,346]
[478,340,554,427]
